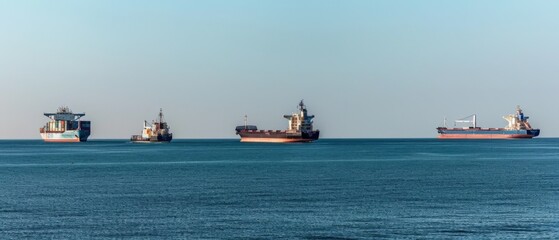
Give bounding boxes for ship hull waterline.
[130,135,173,143]
[130,140,172,143]
[237,131,319,143]
[40,131,90,142]
[240,137,316,143]
[42,138,84,143]
[437,134,535,139]
[436,128,540,139]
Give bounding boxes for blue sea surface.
[0,139,558,239]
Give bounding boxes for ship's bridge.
[44,106,85,121]
[503,106,533,130]
[284,100,315,132]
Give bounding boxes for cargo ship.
[436,106,540,139]
[39,106,91,142]
[235,100,320,143]
[130,108,173,143]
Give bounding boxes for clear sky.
[1,0,558,139]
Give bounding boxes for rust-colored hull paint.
[438,134,534,139]
[240,137,315,143]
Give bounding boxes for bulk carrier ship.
[130,108,172,143]
[235,100,320,143]
[39,106,91,142]
[437,106,540,139]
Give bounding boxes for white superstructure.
[283,100,315,133]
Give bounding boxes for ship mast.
[473,115,476,128]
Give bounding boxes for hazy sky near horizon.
[1,0,558,139]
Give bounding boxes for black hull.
[237,130,320,142]
[130,134,173,143]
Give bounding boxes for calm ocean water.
[0,139,558,239]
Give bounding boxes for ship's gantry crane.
[454,114,477,128]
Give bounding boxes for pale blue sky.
[1,1,558,139]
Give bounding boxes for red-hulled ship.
[235,100,320,143]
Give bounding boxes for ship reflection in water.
[236,100,320,143]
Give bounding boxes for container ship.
[39,106,91,142]
[235,100,320,143]
[130,108,173,143]
[436,106,540,139]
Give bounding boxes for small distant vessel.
[235,100,320,143]
[40,106,91,142]
[130,108,173,143]
[437,106,540,139]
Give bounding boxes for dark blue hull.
[437,127,540,139]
